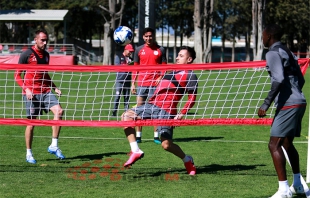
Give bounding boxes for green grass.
[0,68,309,198]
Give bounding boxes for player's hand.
[54,88,62,97]
[257,108,267,118]
[174,113,184,120]
[25,88,33,100]
[131,84,136,94]
[155,76,163,86]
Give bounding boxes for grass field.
[0,68,309,198]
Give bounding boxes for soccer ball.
[113,26,133,46]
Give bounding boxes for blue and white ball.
[113,26,133,46]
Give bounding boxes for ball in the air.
[113,26,133,46]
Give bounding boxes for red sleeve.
[14,70,26,90]
[180,91,196,114]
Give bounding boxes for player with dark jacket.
[258,24,307,198]
[112,44,135,116]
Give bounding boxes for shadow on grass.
[173,136,224,142]
[121,163,267,179]
[196,163,266,174]
[46,151,127,162]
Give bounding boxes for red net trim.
[0,118,273,127]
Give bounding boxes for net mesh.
[0,59,309,127]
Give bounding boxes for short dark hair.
[143,27,155,35]
[180,46,196,62]
[264,24,283,40]
[35,29,48,38]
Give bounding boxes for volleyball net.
[0,59,309,127]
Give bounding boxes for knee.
[268,141,278,153]
[54,107,63,118]
[27,125,35,131]
[121,110,135,121]
[161,139,171,150]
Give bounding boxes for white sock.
[136,131,142,138]
[293,173,302,186]
[154,132,159,138]
[182,155,191,163]
[130,142,140,152]
[51,138,58,147]
[26,149,32,156]
[278,180,289,192]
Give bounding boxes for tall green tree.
[264,0,310,58]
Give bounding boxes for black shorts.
[133,103,174,139]
[23,91,59,119]
[271,105,306,137]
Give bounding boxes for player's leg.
[24,95,39,164]
[269,108,299,198]
[148,86,161,144]
[159,126,196,175]
[135,86,147,143]
[284,106,307,195]
[122,108,144,167]
[44,92,65,159]
[123,82,131,111]
[112,82,122,116]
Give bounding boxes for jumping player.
[122,46,197,175]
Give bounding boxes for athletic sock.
[51,138,58,148]
[136,131,142,138]
[154,132,159,138]
[293,173,302,186]
[130,142,140,152]
[182,155,191,163]
[26,149,32,156]
[278,180,289,192]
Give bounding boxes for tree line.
[0,0,309,63]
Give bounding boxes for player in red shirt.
[131,27,167,144]
[122,46,197,175]
[14,29,65,164]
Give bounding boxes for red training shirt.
[132,44,167,86]
[14,46,54,94]
[149,70,198,115]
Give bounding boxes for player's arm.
[175,74,198,120]
[44,72,61,96]
[131,49,140,94]
[258,52,284,116]
[175,90,197,120]
[14,70,25,89]
[15,52,32,97]
[159,46,167,77]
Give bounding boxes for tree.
[193,0,203,63]
[264,0,310,58]
[203,0,214,63]
[99,0,126,65]
[252,0,264,60]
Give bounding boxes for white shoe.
[269,189,292,198]
[289,184,305,195]
[26,155,37,164]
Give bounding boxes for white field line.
[0,134,308,144]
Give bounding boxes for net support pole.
[306,104,310,183]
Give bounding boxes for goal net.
[0,59,309,127]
